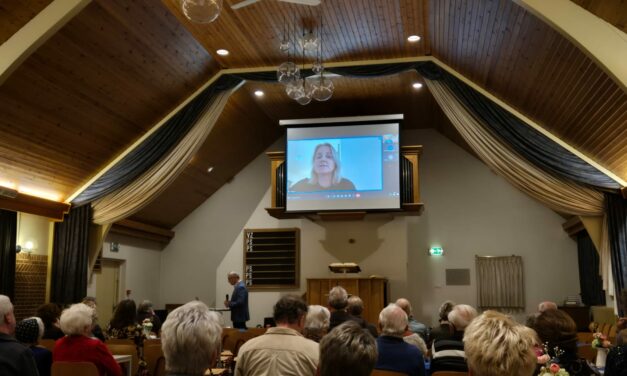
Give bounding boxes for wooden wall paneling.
[0,0,54,44]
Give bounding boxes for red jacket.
[53,335,122,376]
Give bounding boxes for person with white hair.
[15,317,52,376]
[395,298,427,340]
[374,304,425,376]
[53,303,122,376]
[303,304,330,342]
[223,271,249,329]
[0,295,39,376]
[430,303,478,374]
[328,286,356,331]
[161,300,222,375]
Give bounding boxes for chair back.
[107,343,139,375]
[144,343,164,375]
[52,361,99,376]
[40,339,56,352]
[154,356,166,376]
[106,338,135,345]
[371,370,408,376]
[431,372,468,376]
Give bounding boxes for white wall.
[87,234,163,307]
[160,129,579,326]
[16,212,51,256]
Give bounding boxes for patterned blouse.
[106,324,149,375]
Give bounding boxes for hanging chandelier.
[276,13,333,105]
[180,0,222,23]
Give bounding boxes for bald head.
[538,301,557,313]
[379,304,408,337]
[395,298,413,317]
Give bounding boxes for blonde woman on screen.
[290,143,355,192]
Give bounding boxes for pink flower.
[549,363,561,374]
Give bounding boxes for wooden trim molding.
[621,186,627,199]
[562,216,585,237]
[0,192,70,221]
[110,219,175,245]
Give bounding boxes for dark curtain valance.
[51,205,92,304]
[606,193,627,315]
[72,75,243,205]
[577,231,605,306]
[0,210,17,300]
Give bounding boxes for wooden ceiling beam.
[0,190,70,221]
[110,219,174,245]
[0,0,91,86]
[512,0,627,93]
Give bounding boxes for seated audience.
[319,321,377,376]
[303,305,330,342]
[396,298,427,340]
[347,296,378,338]
[36,302,64,340]
[430,303,477,373]
[137,300,162,335]
[464,310,537,376]
[605,329,627,376]
[616,289,627,346]
[161,301,222,375]
[15,317,52,376]
[82,296,106,341]
[374,303,425,376]
[235,295,318,376]
[53,303,122,376]
[328,286,354,331]
[428,300,455,346]
[529,308,597,376]
[0,295,39,376]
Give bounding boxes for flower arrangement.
[592,332,611,349]
[142,318,153,335]
[537,344,570,376]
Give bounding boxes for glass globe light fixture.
[277,62,300,85]
[296,94,312,105]
[279,39,291,53]
[285,80,305,100]
[299,31,319,51]
[181,0,222,24]
[312,60,324,75]
[311,74,334,102]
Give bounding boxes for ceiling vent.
[0,187,18,199]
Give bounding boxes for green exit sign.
[429,247,444,256]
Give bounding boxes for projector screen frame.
[283,114,404,214]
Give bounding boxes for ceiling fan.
[231,0,321,10]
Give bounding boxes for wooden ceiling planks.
[0,0,53,44]
[0,0,217,200]
[430,0,627,181]
[570,0,627,33]
[163,0,428,67]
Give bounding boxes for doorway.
[95,259,121,328]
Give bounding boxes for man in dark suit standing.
[224,272,249,329]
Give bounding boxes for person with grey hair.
[319,321,378,376]
[303,304,330,342]
[328,286,356,331]
[53,303,122,376]
[430,303,478,374]
[224,271,249,329]
[374,304,425,376]
[137,299,162,334]
[236,295,318,376]
[161,301,222,375]
[0,295,39,376]
[16,317,52,376]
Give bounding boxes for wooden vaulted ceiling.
[0,0,625,230]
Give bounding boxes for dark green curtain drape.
[51,205,92,304]
[577,231,605,306]
[0,209,17,300]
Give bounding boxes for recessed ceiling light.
[254,90,264,97]
[207,166,214,173]
[412,82,423,89]
[407,35,421,42]
[216,49,229,56]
